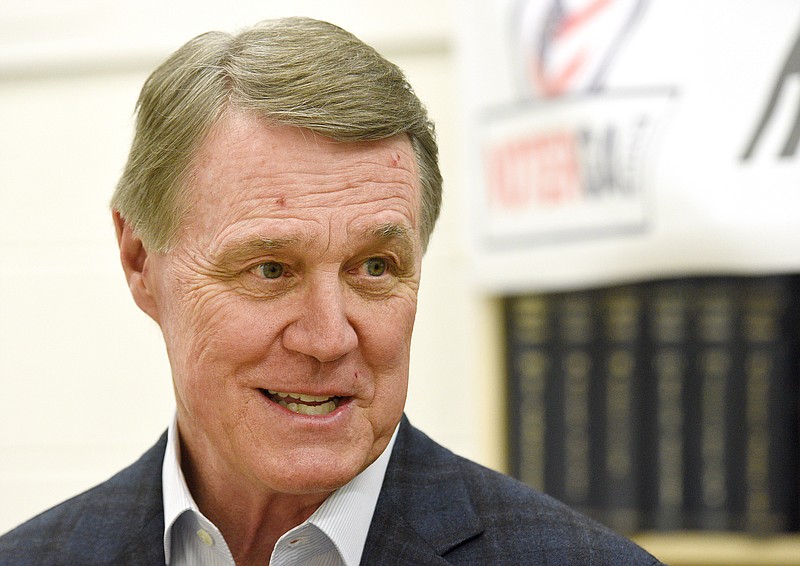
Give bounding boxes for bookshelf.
[504,274,800,561]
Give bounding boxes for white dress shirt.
[162,415,398,565]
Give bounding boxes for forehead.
[181,111,422,247]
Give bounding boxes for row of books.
[505,274,799,534]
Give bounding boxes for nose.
[281,277,359,363]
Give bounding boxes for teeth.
[267,390,332,403]
[265,389,338,416]
[298,393,328,402]
[278,400,337,415]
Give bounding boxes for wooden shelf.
[632,532,800,566]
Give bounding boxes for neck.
[177,432,334,564]
[198,485,330,565]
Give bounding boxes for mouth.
[260,389,345,416]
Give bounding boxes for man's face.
[140,111,422,496]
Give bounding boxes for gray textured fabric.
[0,418,662,565]
[0,433,167,565]
[362,418,663,565]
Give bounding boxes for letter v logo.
[741,28,800,160]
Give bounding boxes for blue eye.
[365,258,387,277]
[256,262,284,279]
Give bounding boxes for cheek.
[358,289,417,353]
[161,285,272,382]
[165,296,283,430]
[360,297,417,404]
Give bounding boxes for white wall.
[0,0,504,533]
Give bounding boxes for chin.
[253,449,371,495]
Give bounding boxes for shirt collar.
[162,413,398,566]
[161,414,206,564]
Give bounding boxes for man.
[0,18,662,565]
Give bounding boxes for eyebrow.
[211,223,418,267]
[211,236,300,268]
[369,223,414,245]
[362,223,418,260]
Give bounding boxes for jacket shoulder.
[453,455,661,564]
[0,434,167,566]
[377,420,662,565]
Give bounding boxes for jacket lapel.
[360,417,484,565]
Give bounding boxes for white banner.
[457,0,800,292]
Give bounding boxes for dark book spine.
[596,284,644,533]
[741,275,800,533]
[693,279,737,530]
[555,291,595,517]
[646,279,690,531]
[505,295,551,491]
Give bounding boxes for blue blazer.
[0,417,662,565]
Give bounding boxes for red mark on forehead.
[391,153,401,167]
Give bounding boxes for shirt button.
[196,529,214,547]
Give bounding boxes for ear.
[113,210,161,323]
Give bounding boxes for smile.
[261,389,343,416]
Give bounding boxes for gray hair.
[111,17,442,252]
